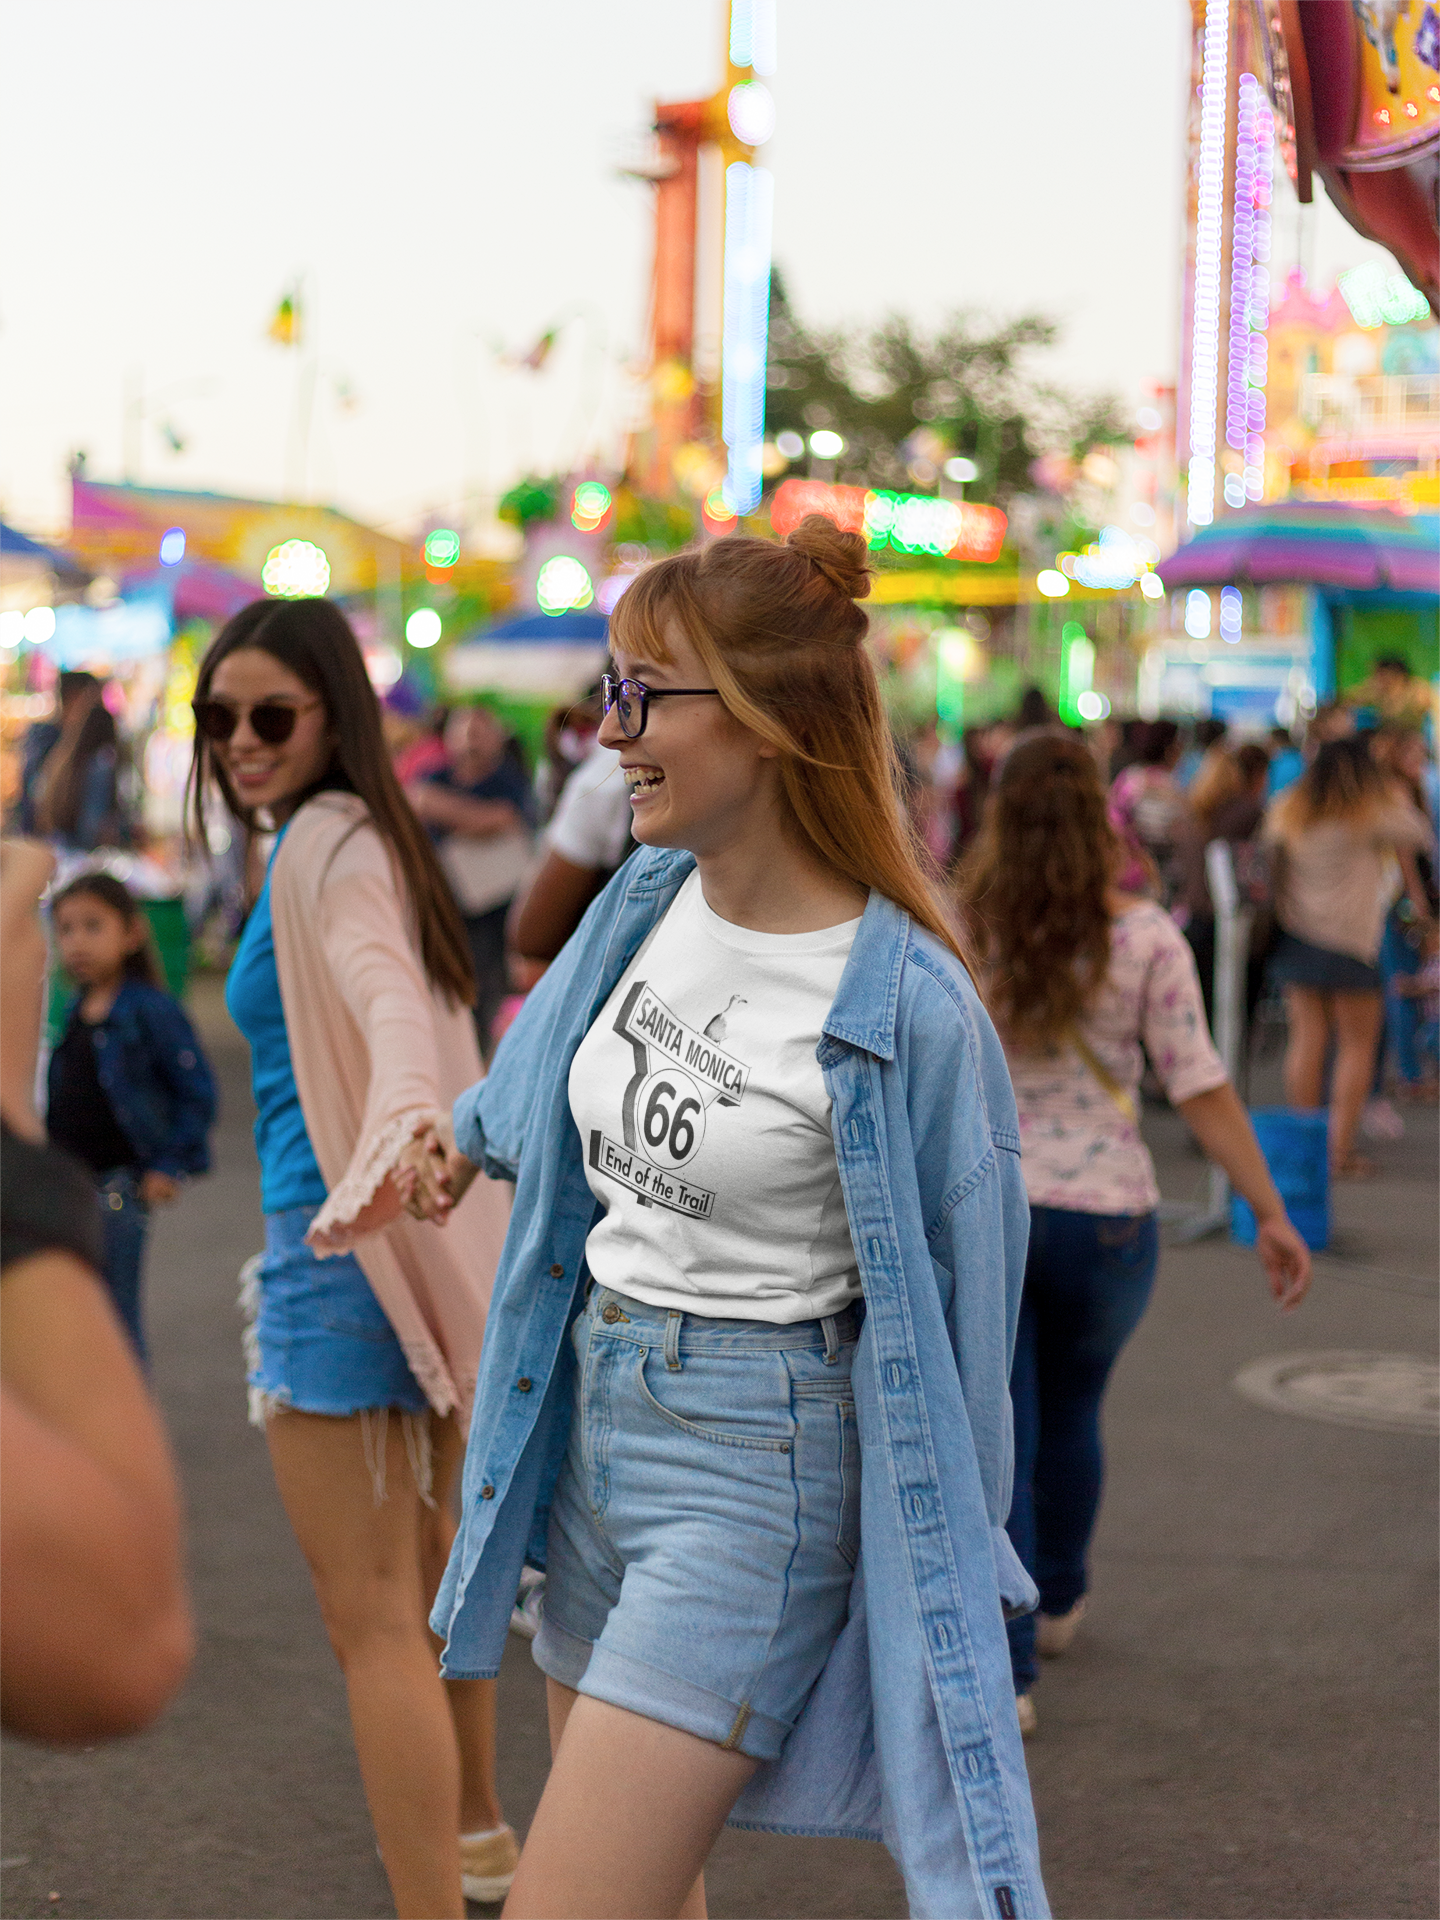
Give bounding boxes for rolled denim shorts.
[532,1284,861,1762]
[243,1205,429,1419]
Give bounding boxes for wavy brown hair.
[1268,734,1389,840]
[186,597,475,1006]
[957,729,1119,1049]
[611,515,964,961]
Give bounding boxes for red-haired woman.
[960,731,1311,1733]
[406,521,1048,1918]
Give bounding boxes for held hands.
[139,1171,182,1207]
[1255,1211,1312,1311]
[396,1112,480,1225]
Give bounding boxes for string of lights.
[1186,0,1230,529]
[1224,71,1274,508]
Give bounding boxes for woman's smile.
[622,762,666,804]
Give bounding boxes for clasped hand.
[396,1112,478,1224]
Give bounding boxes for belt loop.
[664,1310,683,1372]
[821,1313,840,1365]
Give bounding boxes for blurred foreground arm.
[0,836,194,1743]
[1,1255,195,1743]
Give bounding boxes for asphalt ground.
[3,980,1435,1920]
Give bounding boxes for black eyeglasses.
[192,698,322,745]
[600,674,721,740]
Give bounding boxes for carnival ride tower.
[630,0,776,514]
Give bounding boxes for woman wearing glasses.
[404,519,1048,1919]
[188,599,517,1918]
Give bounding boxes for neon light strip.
[1187,0,1229,529]
[720,162,773,517]
[1226,76,1259,456]
[1246,86,1273,501]
[1225,72,1273,505]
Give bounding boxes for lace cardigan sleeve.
[303,830,451,1252]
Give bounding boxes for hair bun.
[785,514,872,602]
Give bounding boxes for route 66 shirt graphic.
[568,871,863,1323]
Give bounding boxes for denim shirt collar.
[616,846,905,1063]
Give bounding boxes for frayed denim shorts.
[532,1284,862,1762]
[242,1205,429,1422]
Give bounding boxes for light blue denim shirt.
[433,848,1048,1920]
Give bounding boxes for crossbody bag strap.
[1070,1030,1140,1125]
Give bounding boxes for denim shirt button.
[480,1484,495,1499]
[516,1377,533,1392]
[550,1263,565,1278]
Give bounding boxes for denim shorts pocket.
[632,1345,793,1452]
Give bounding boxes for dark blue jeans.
[98,1169,150,1362]
[1005,1205,1159,1692]
[1379,911,1425,1086]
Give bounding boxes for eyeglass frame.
[600,674,722,740]
[191,696,325,746]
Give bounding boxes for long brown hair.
[1269,734,1388,841]
[50,872,162,988]
[186,597,475,1006]
[611,516,964,961]
[957,729,1119,1050]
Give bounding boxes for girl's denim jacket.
[53,980,216,1178]
[433,850,1048,1920]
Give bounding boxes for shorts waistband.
[584,1284,863,1351]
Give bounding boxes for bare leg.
[1330,990,1385,1167]
[266,1409,463,1920]
[423,1413,504,1833]
[1282,985,1330,1110]
[503,1678,753,1919]
[544,1682,705,1918]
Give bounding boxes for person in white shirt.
[509,741,633,968]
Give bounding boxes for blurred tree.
[764,270,1130,505]
[498,476,561,527]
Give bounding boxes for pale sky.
[0,0,1404,541]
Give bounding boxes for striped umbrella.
[1158,503,1439,594]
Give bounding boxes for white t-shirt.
[568,870,862,1322]
[547,744,633,872]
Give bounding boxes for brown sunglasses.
[192,697,322,745]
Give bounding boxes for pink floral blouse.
[1003,902,1228,1216]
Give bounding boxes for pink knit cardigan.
[269,792,510,1420]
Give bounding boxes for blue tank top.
[225,833,328,1215]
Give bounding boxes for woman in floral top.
[959,731,1310,1734]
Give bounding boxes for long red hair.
[611,516,964,961]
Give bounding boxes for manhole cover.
[1233,1351,1439,1435]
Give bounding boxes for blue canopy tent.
[444,607,610,699]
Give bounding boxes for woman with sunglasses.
[188,598,517,1918]
[403,518,1048,1919]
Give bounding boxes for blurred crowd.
[12,652,1437,1145]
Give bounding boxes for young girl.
[46,873,216,1360]
[188,596,515,1919]
[405,519,1049,1920]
